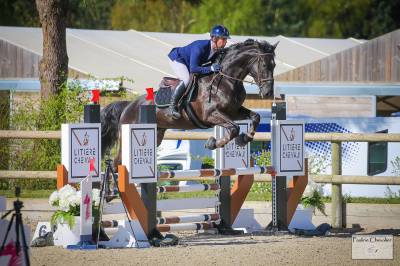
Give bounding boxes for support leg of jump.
[216,175,243,235]
[138,104,163,240]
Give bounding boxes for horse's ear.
[272,41,279,50]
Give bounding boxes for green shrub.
[6,83,88,171]
[3,80,132,171]
[0,178,56,190]
[252,150,271,166]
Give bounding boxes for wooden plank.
[286,96,373,117]
[287,159,308,224]
[312,175,400,185]
[118,165,149,234]
[320,57,328,81]
[392,30,400,81]
[230,174,254,223]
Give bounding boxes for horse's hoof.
[205,137,217,150]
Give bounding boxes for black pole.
[84,104,100,123]
[84,94,101,188]
[138,105,158,238]
[268,101,288,231]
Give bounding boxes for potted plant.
[49,184,100,246]
[289,181,327,231]
[300,182,327,216]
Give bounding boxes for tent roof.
[0,26,364,93]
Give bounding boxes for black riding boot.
[169,81,186,120]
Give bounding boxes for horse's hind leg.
[204,110,239,150]
[234,106,260,146]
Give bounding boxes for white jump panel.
[157,197,220,211]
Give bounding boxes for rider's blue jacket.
[168,40,213,75]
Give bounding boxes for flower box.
[53,216,80,247]
[288,204,316,232]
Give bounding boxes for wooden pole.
[2,130,400,142]
[118,165,149,234]
[331,141,343,228]
[56,164,68,189]
[287,159,308,225]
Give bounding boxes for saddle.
[155,75,209,129]
[155,75,196,108]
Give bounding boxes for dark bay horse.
[101,39,278,167]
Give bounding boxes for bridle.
[206,49,275,102]
[212,52,275,87]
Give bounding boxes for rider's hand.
[211,64,222,72]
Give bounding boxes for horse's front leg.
[204,110,240,150]
[234,106,260,146]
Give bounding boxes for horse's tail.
[100,101,131,156]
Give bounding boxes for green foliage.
[49,185,101,229]
[301,189,327,216]
[111,0,196,32]
[0,178,56,191]
[191,154,215,169]
[67,0,116,29]
[50,204,100,229]
[50,208,78,228]
[296,0,372,38]
[301,153,327,215]
[343,193,352,203]
[0,189,53,198]
[261,0,305,37]
[250,182,271,194]
[2,0,399,39]
[190,0,267,35]
[5,83,88,172]
[252,150,271,166]
[2,79,129,172]
[0,0,116,29]
[201,155,214,166]
[0,0,39,27]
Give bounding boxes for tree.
[67,0,116,29]
[190,0,267,36]
[261,0,305,37]
[111,0,196,33]
[0,0,40,27]
[362,0,400,39]
[36,0,69,99]
[273,0,400,39]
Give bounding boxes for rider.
[167,24,230,119]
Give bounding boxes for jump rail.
[2,130,400,142]
[1,171,400,185]
[1,130,400,229]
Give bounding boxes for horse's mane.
[213,39,275,63]
[228,39,275,53]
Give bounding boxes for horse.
[101,39,278,168]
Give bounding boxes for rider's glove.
[211,64,222,72]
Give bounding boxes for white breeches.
[168,59,190,86]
